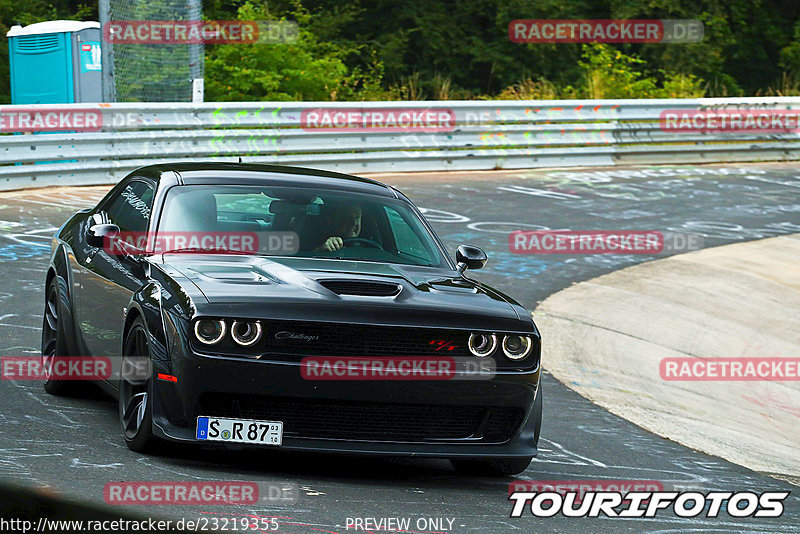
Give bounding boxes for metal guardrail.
[2,98,800,191]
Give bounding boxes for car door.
[79,179,155,359]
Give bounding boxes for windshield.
[157,184,448,267]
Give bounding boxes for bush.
[496,45,706,100]
[579,44,659,99]
[660,72,706,98]
[204,1,386,102]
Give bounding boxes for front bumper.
[151,319,542,459]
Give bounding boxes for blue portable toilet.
[7,20,102,104]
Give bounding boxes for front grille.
[267,321,471,357]
[198,394,524,443]
[319,279,401,297]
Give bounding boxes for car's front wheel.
[41,276,76,396]
[451,456,533,476]
[119,317,161,453]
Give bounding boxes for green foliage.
[779,21,800,78]
[496,45,706,100]
[2,0,800,102]
[497,78,574,100]
[660,72,706,98]
[578,45,706,99]
[579,44,659,98]
[205,1,386,101]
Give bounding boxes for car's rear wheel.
[451,456,533,476]
[119,318,161,453]
[42,277,76,396]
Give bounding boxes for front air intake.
[318,279,401,297]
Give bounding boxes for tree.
[204,1,385,101]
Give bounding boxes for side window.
[104,181,154,233]
[384,206,432,263]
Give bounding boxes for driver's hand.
[320,236,343,251]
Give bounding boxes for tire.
[41,276,77,396]
[451,456,533,476]
[119,317,161,453]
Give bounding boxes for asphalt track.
[0,163,799,533]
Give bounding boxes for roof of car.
[131,162,397,197]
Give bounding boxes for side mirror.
[87,223,120,248]
[456,244,487,274]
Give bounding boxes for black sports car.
[41,163,542,476]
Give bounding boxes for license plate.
[196,416,283,446]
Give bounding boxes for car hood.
[160,255,527,330]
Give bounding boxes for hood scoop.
[318,279,402,297]
[428,281,479,294]
[186,267,276,284]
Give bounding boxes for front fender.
[128,282,193,430]
[127,283,168,362]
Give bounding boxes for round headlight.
[468,333,497,357]
[503,335,532,360]
[231,320,263,347]
[194,319,226,345]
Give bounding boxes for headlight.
[231,320,263,347]
[468,333,497,357]
[502,334,532,360]
[194,319,226,345]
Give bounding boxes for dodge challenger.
[41,163,542,476]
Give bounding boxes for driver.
[316,204,362,251]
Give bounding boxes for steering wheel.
[342,237,382,249]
